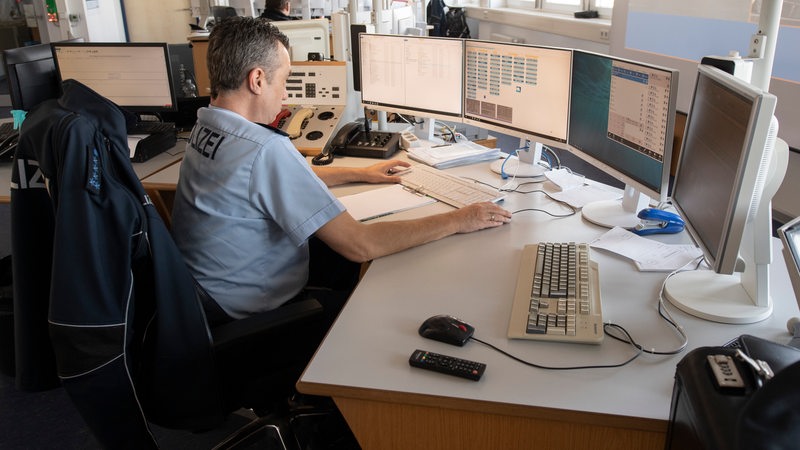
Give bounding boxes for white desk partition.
[298,159,800,449]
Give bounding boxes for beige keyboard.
[399,164,504,208]
[507,242,604,344]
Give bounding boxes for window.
[508,0,614,19]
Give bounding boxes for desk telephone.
[312,121,400,165]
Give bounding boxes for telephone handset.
[311,122,361,166]
[311,121,400,166]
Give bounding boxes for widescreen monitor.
[664,64,784,324]
[359,33,463,139]
[462,40,571,148]
[568,49,678,228]
[51,42,177,113]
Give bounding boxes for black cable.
[511,207,576,218]
[465,178,578,218]
[311,149,334,166]
[469,322,642,370]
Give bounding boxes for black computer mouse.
[418,314,475,346]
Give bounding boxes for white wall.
[123,0,195,44]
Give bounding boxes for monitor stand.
[413,117,444,145]
[663,136,789,324]
[490,140,546,178]
[581,185,649,229]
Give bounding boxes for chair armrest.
[210,298,324,352]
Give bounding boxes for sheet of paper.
[544,168,585,191]
[338,184,436,221]
[407,141,500,168]
[549,184,622,209]
[590,226,704,272]
[127,135,146,159]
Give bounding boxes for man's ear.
[248,67,266,94]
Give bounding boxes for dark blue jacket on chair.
[11,80,221,448]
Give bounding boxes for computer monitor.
[272,18,331,62]
[3,43,60,111]
[664,64,786,324]
[51,42,177,113]
[462,39,572,176]
[359,33,463,140]
[391,4,415,35]
[568,49,678,228]
[779,215,800,310]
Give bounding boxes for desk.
[296,161,800,450]
[0,142,185,204]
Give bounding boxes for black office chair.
[10,79,333,449]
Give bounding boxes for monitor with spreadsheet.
[568,49,678,228]
[51,42,177,113]
[359,33,463,139]
[462,40,571,148]
[664,64,783,324]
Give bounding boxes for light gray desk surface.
[296,159,800,449]
[0,141,186,204]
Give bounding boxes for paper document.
[544,168,586,191]
[339,184,436,221]
[549,184,621,209]
[407,141,501,169]
[127,135,146,159]
[590,227,703,272]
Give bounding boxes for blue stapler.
[632,208,685,236]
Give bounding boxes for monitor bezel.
[358,33,464,123]
[461,39,572,148]
[271,18,331,62]
[567,49,679,204]
[778,215,800,312]
[50,41,178,113]
[670,64,777,275]
[3,43,59,111]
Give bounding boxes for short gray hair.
[206,16,290,98]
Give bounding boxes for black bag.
[666,335,800,450]
[444,7,470,38]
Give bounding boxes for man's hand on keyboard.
[366,160,411,183]
[313,159,411,187]
[453,202,512,233]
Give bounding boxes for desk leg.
[333,397,665,450]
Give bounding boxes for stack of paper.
[407,141,501,169]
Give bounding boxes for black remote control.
[408,349,486,381]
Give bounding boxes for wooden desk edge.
[295,379,667,434]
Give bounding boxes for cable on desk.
[466,177,578,218]
[469,324,643,370]
[603,257,702,356]
[511,206,577,219]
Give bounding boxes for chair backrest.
[12,79,223,447]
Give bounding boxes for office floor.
[0,371,318,449]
